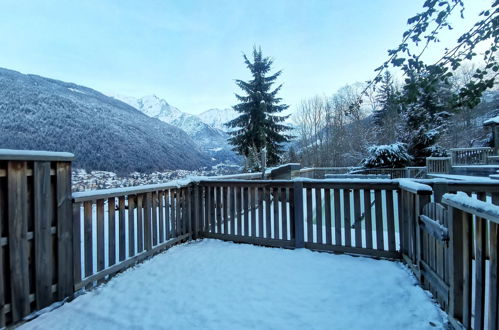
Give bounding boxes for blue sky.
[0,0,491,114]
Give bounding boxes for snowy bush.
[362,143,412,168]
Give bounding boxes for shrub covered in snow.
[362,143,412,168]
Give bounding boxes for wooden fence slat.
[0,177,4,327]
[374,190,383,250]
[281,188,288,241]
[72,202,82,290]
[118,196,126,260]
[292,182,304,248]
[144,192,152,250]
[177,189,183,236]
[344,189,351,247]
[251,187,257,237]
[474,216,486,330]
[363,189,373,249]
[158,191,164,243]
[230,186,236,235]
[324,189,331,245]
[264,188,270,238]
[209,188,215,234]
[7,161,30,321]
[216,187,222,234]
[83,201,93,278]
[258,188,264,238]
[56,162,73,298]
[306,188,313,242]
[152,191,158,246]
[315,188,323,244]
[386,190,396,251]
[334,189,341,245]
[449,208,465,324]
[108,197,116,265]
[353,189,362,248]
[244,187,250,237]
[136,195,144,253]
[272,188,279,239]
[33,161,53,309]
[223,187,228,234]
[128,195,136,256]
[96,199,105,272]
[489,221,498,330]
[462,211,473,329]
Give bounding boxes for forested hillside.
[0,68,211,174]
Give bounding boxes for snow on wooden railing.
[442,192,499,330]
[449,147,494,166]
[426,156,452,174]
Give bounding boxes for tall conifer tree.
[226,47,291,168]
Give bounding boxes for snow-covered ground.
[22,240,445,330]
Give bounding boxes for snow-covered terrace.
[22,240,444,330]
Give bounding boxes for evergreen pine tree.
[226,47,292,167]
[373,71,401,144]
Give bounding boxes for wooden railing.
[349,167,409,179]
[442,192,499,330]
[71,183,194,291]
[0,150,74,325]
[2,149,499,329]
[427,157,452,174]
[197,179,402,259]
[450,147,494,166]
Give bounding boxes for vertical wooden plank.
[324,189,331,245]
[56,162,73,299]
[272,188,278,239]
[386,190,396,252]
[128,195,135,256]
[344,189,352,247]
[237,187,243,236]
[306,188,313,242]
[223,186,228,234]
[203,187,209,234]
[334,189,342,245]
[258,187,264,238]
[171,190,177,236]
[208,187,216,233]
[363,189,373,249]
[281,188,288,241]
[83,201,93,278]
[193,186,200,239]
[158,191,164,243]
[96,199,105,272]
[353,189,362,248]
[72,202,82,290]
[176,189,182,236]
[118,196,126,260]
[244,187,250,237]
[152,191,158,246]
[7,161,30,321]
[489,221,498,330]
[0,177,5,328]
[33,161,53,309]
[136,195,144,252]
[108,197,116,265]
[293,181,304,248]
[251,187,257,237]
[449,208,465,324]
[230,186,236,235]
[315,188,323,244]
[216,186,222,234]
[374,190,383,250]
[474,216,486,330]
[144,192,152,250]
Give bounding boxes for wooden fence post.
[193,184,200,239]
[293,181,304,248]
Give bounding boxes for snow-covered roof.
[483,115,499,125]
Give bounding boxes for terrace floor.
[22,240,445,330]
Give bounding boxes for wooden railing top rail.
[72,180,193,202]
[426,157,451,160]
[442,192,499,224]
[399,179,433,195]
[0,148,74,161]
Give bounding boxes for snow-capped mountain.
[112,95,240,164]
[198,108,238,132]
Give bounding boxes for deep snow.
[22,240,445,330]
